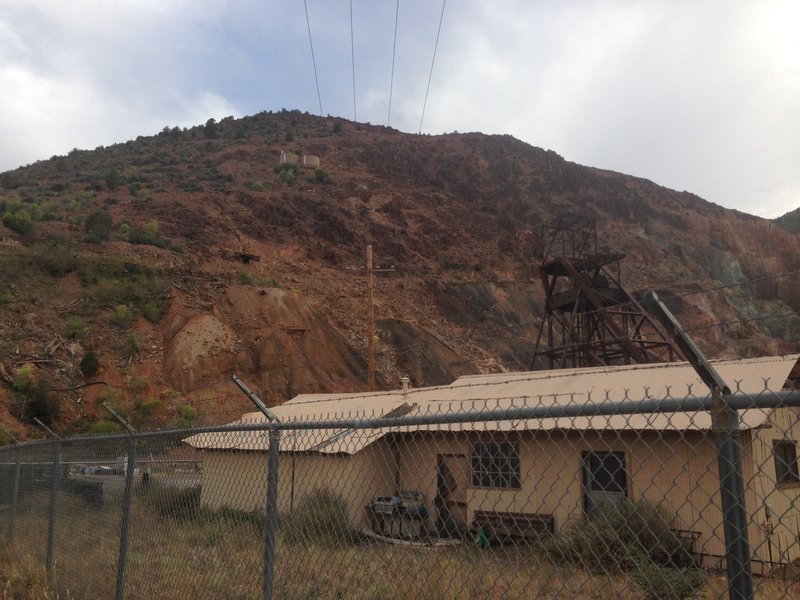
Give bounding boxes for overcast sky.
[1,0,798,218]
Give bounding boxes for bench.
[470,510,554,542]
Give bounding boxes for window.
[583,451,627,513]
[471,441,520,489]
[773,440,800,485]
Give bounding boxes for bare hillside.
[1,110,799,437]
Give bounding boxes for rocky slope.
[1,110,799,437]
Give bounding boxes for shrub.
[313,169,332,185]
[80,351,100,377]
[237,267,254,285]
[176,404,197,428]
[97,386,122,406]
[278,170,295,185]
[87,420,123,435]
[281,488,353,547]
[142,301,164,323]
[143,485,201,521]
[28,241,79,276]
[123,333,142,358]
[111,304,135,327]
[13,364,36,393]
[134,398,162,418]
[84,210,113,243]
[23,379,59,425]
[65,317,86,339]
[2,208,34,235]
[546,499,694,573]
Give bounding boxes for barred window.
[774,440,800,485]
[471,441,521,489]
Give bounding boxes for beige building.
[185,355,800,568]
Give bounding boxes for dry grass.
[2,492,800,599]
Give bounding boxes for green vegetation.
[78,256,169,318]
[312,168,332,185]
[127,219,179,250]
[176,404,197,428]
[86,420,124,435]
[1,198,35,235]
[546,499,705,599]
[65,316,87,339]
[79,351,101,377]
[4,491,799,600]
[281,489,353,547]
[110,304,135,327]
[236,267,255,285]
[122,333,142,358]
[84,209,113,243]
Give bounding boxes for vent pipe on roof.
[400,376,410,393]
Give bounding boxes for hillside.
[775,206,800,234]
[1,110,799,438]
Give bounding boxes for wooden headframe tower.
[531,216,684,369]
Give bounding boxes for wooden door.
[436,454,468,536]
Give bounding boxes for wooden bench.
[470,510,554,542]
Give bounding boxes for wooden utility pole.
[367,244,376,390]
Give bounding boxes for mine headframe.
[531,216,684,370]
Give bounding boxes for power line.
[350,0,357,121]
[303,0,323,115]
[419,0,447,134]
[388,0,400,126]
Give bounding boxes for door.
[436,454,468,537]
[582,451,627,514]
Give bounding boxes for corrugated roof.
[184,354,799,454]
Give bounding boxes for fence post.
[103,403,138,600]
[34,418,62,580]
[645,291,753,600]
[230,374,282,599]
[9,444,21,541]
[0,426,21,542]
[263,428,280,600]
[46,438,62,578]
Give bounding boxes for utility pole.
[367,244,375,391]
[344,246,396,391]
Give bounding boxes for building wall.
[747,407,800,565]
[395,429,750,561]
[199,438,396,527]
[199,421,800,564]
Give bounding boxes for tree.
[204,118,218,139]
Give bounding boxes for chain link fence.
[2,382,800,599]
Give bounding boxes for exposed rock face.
[0,111,799,433]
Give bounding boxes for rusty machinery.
[531,215,684,369]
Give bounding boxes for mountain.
[1,110,799,437]
[775,207,800,234]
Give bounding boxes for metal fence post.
[103,403,138,600]
[645,291,753,600]
[263,428,280,600]
[1,426,21,543]
[230,374,282,599]
[46,438,62,577]
[8,444,21,541]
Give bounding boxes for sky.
[0,0,798,218]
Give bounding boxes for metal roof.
[184,354,799,454]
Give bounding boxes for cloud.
[0,0,796,217]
